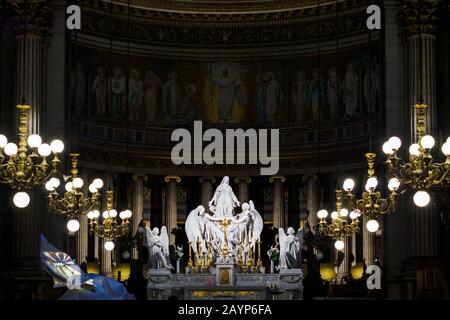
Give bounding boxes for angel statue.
[145,226,173,270]
[248,200,263,251]
[278,227,304,270]
[185,205,207,256]
[208,176,240,218]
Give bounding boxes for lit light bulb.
[67,219,80,232]
[331,211,339,220]
[4,143,18,156]
[89,184,98,193]
[388,178,400,191]
[317,209,328,219]
[334,240,345,251]
[65,182,73,192]
[413,190,431,207]
[104,241,115,251]
[92,178,104,189]
[87,211,95,220]
[13,192,30,208]
[50,140,64,154]
[420,135,435,150]
[409,143,421,156]
[109,209,118,218]
[72,177,84,189]
[125,210,132,218]
[50,177,61,188]
[103,210,110,219]
[382,142,394,155]
[92,210,100,219]
[339,208,349,217]
[27,134,42,148]
[349,210,361,220]
[388,136,402,151]
[0,134,8,148]
[38,143,52,157]
[343,179,355,192]
[366,177,378,190]
[366,220,380,233]
[45,181,55,191]
[442,142,450,156]
[119,211,127,220]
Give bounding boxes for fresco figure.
[263,71,280,125]
[291,70,307,122]
[210,62,248,123]
[110,67,126,119]
[70,61,86,114]
[327,67,340,119]
[256,73,267,125]
[91,66,107,116]
[342,63,359,117]
[177,84,197,125]
[305,68,327,121]
[128,69,144,121]
[143,70,161,125]
[162,71,181,125]
[364,61,380,113]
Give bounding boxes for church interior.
[1,0,450,301]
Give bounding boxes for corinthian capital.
[399,0,439,36]
[9,0,53,39]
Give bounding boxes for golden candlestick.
[220,218,230,257]
[256,240,263,268]
[188,241,193,268]
[197,238,203,269]
[206,241,212,269]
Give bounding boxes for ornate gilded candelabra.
[87,190,132,251]
[317,190,360,250]
[0,103,64,208]
[383,103,450,207]
[46,153,103,232]
[342,153,400,233]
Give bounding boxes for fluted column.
[199,177,215,212]
[100,173,114,276]
[363,215,376,265]
[10,0,52,262]
[269,176,286,229]
[234,177,251,204]
[131,175,147,259]
[75,172,89,265]
[164,176,181,244]
[400,0,439,258]
[336,237,351,283]
[303,175,318,230]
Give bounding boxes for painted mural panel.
[70,45,382,128]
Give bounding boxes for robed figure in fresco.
[327,67,340,120]
[291,70,307,122]
[128,69,144,121]
[162,71,181,125]
[342,63,359,117]
[305,68,327,121]
[91,66,107,116]
[263,71,281,125]
[143,70,161,125]
[210,62,248,123]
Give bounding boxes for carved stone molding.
[78,0,372,46]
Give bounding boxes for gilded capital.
[399,0,438,36]
[269,176,286,183]
[9,0,54,39]
[234,177,252,184]
[165,176,181,183]
[199,177,216,184]
[133,174,148,182]
[302,174,318,182]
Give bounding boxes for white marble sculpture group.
[146,176,303,271]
